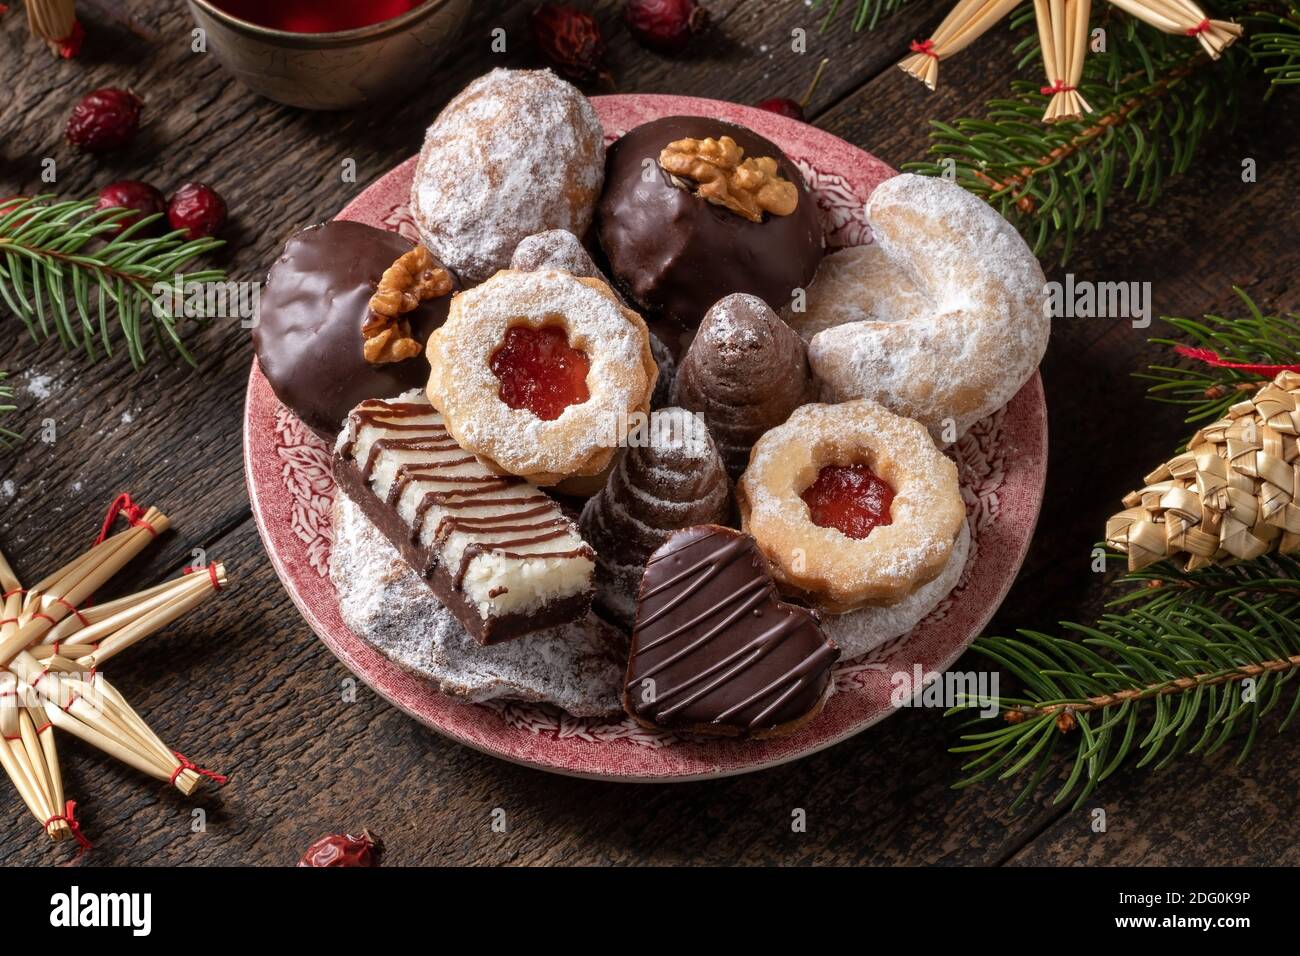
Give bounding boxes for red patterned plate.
[244,94,1048,781]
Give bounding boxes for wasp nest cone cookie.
[671,293,816,478]
[626,525,839,738]
[597,115,824,327]
[426,269,658,485]
[410,68,605,282]
[793,174,1048,443]
[738,400,965,612]
[580,408,732,627]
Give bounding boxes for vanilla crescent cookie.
[793,174,1048,443]
[426,269,657,485]
[737,400,965,612]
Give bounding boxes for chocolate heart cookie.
[625,525,839,738]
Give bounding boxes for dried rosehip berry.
[95,180,167,237]
[298,830,381,867]
[167,182,227,241]
[624,0,709,55]
[531,4,609,83]
[66,88,143,153]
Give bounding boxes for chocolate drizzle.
[333,395,594,644]
[626,525,838,736]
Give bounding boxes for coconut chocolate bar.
[333,392,595,644]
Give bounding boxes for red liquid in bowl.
[211,0,425,33]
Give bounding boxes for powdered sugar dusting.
[428,270,655,481]
[411,69,605,281]
[330,494,624,717]
[803,174,1048,442]
[823,520,971,660]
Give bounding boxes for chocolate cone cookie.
[670,293,816,478]
[580,408,731,627]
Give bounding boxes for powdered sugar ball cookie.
[795,174,1048,443]
[410,69,605,282]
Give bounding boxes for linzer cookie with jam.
[332,391,596,644]
[625,525,839,738]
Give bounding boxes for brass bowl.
[185,0,471,110]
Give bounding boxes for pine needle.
[0,196,227,368]
[952,555,1300,809]
[1139,287,1300,431]
[814,0,915,32]
[0,371,16,448]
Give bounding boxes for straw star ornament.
[898,0,1244,122]
[0,495,229,856]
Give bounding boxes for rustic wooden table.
[1,0,1297,867]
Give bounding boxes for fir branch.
[814,0,915,32]
[1138,287,1300,429]
[904,10,1251,262]
[0,371,17,448]
[1253,4,1300,90]
[0,196,227,368]
[950,554,1300,809]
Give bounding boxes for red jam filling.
[801,464,895,540]
[489,325,591,421]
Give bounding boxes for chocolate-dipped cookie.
[671,293,816,478]
[580,408,732,627]
[625,525,839,738]
[597,115,824,328]
[253,220,458,439]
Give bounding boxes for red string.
[50,596,89,626]
[2,587,23,599]
[909,38,938,59]
[1174,345,1300,377]
[1186,18,1211,36]
[45,800,92,855]
[183,564,222,591]
[1040,79,1077,95]
[57,20,84,59]
[94,493,156,546]
[169,751,229,787]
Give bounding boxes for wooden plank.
[1,0,1298,866]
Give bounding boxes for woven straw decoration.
[1107,370,1300,571]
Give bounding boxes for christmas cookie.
[254,221,458,438]
[425,269,658,485]
[597,115,824,327]
[822,520,971,660]
[580,408,732,627]
[671,293,816,478]
[410,68,605,282]
[737,400,965,612]
[509,228,677,408]
[625,525,839,738]
[793,173,1048,443]
[333,392,596,644]
[331,493,624,717]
